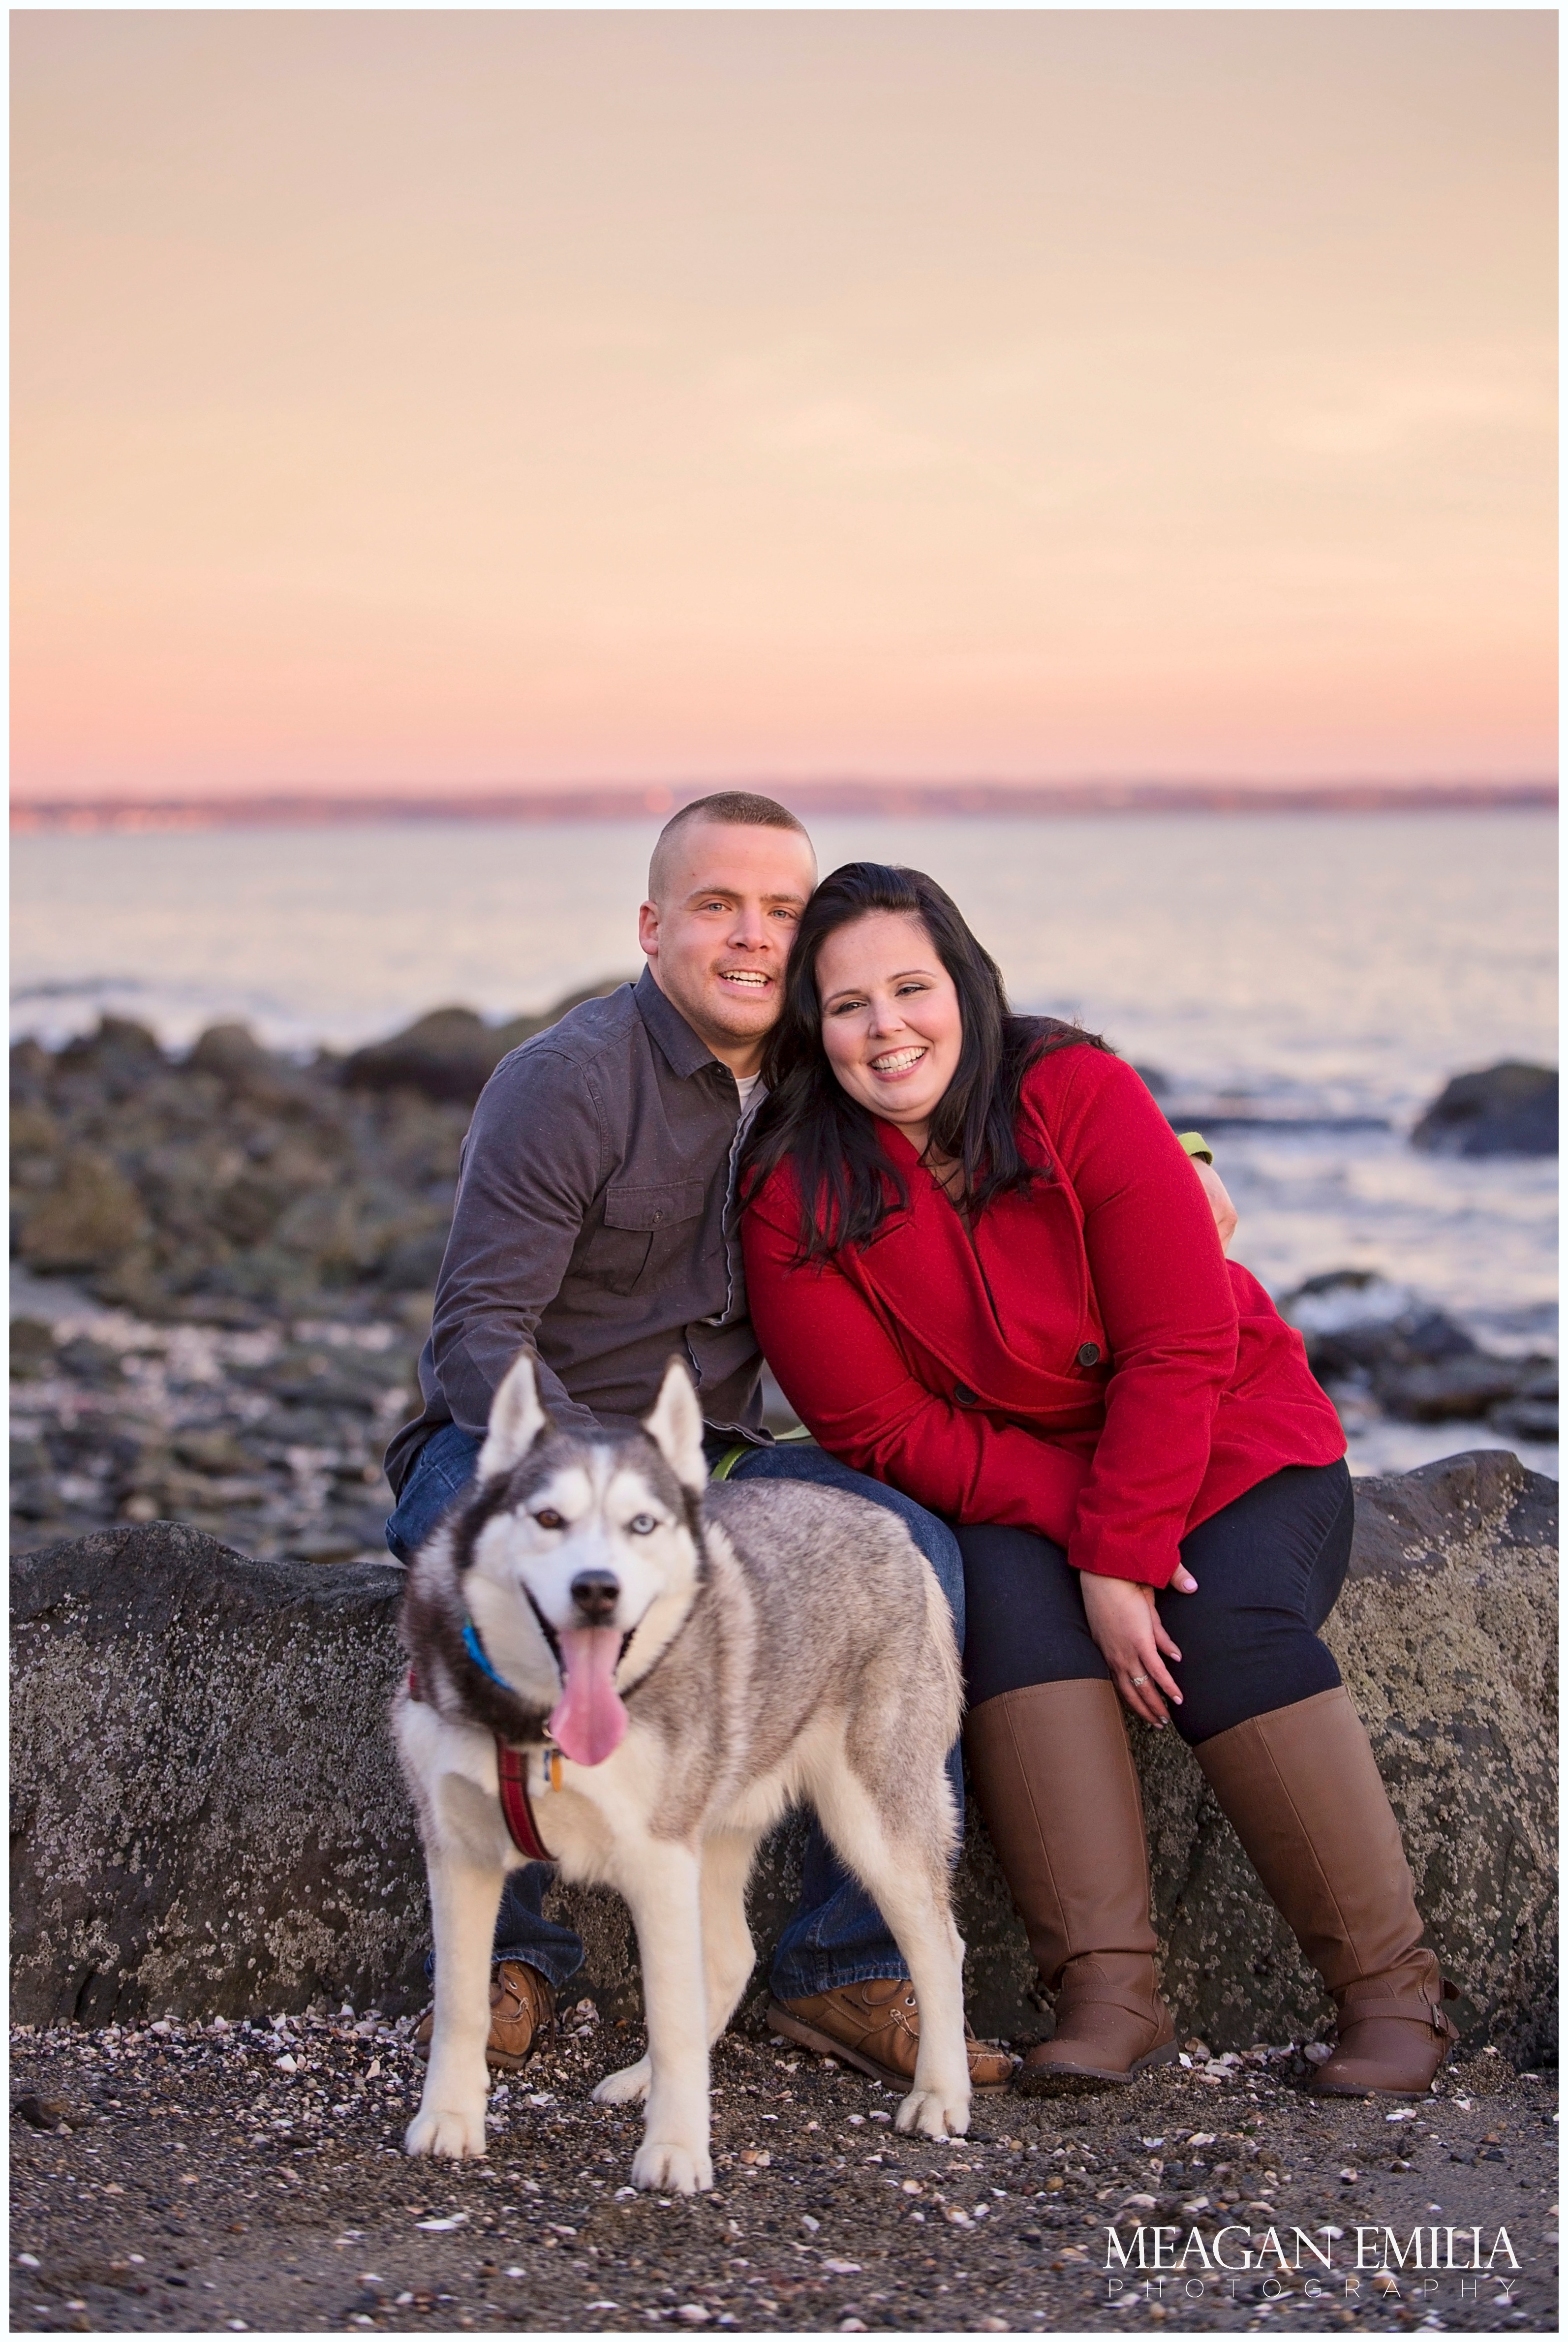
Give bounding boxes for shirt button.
[953,1383,978,1407]
[1077,1342,1101,1368]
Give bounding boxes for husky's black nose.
[570,1569,619,1624]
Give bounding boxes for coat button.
[953,1383,978,1407]
[1077,1342,1101,1368]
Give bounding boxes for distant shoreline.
[9,779,1557,832]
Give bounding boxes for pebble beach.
[9,2015,1557,2334]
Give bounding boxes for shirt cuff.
[1177,1130,1214,1165]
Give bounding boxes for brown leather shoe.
[413,1959,556,2073]
[768,1980,1015,2092]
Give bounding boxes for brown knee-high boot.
[965,1679,1176,2092]
[1195,1686,1459,2096]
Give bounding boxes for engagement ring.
[1130,1673,1148,1686]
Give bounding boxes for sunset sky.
[12,11,1557,801]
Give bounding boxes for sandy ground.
[9,2009,1556,2337]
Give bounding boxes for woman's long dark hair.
[741,862,1108,1258]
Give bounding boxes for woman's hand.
[1079,1566,1197,1726]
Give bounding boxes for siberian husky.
[393,1350,971,2193]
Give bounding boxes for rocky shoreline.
[9,1009,1557,1565]
[1277,1275,1556,1451]
[10,1274,420,1569]
[9,1006,571,1567]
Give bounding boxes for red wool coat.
[742,1044,1346,1588]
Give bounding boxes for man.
[386,791,1233,2087]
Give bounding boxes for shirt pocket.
[587,1177,706,1297]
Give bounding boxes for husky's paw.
[894,2085,971,2141]
[404,2101,489,2159]
[592,2056,652,2106]
[631,2138,712,2195]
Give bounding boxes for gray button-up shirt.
[385,968,766,1493]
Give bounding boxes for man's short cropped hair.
[647,791,812,901]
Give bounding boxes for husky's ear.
[477,1351,548,1482]
[643,1356,707,1494]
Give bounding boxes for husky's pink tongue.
[549,1627,628,1766]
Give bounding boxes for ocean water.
[11,811,1557,1475]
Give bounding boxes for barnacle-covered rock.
[11,1454,1556,2063]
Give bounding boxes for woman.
[740,862,1458,2098]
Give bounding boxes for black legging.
[958,1458,1354,1746]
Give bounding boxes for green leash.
[710,1428,812,1481]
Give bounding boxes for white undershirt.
[734,1071,763,1120]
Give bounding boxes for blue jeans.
[385,1426,966,2000]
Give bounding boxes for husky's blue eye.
[533,1509,565,1531]
[627,1513,657,1535]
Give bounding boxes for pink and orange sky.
[12,10,1557,802]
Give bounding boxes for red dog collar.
[406,1665,558,1863]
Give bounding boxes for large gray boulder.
[1410,1061,1557,1157]
[339,984,628,1106]
[11,1525,426,2028]
[11,1455,1556,2062]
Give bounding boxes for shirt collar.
[634,964,733,1082]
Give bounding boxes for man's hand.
[1192,1157,1238,1255]
[1079,1566,1198,1727]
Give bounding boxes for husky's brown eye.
[533,1509,565,1531]
[627,1513,657,1536]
